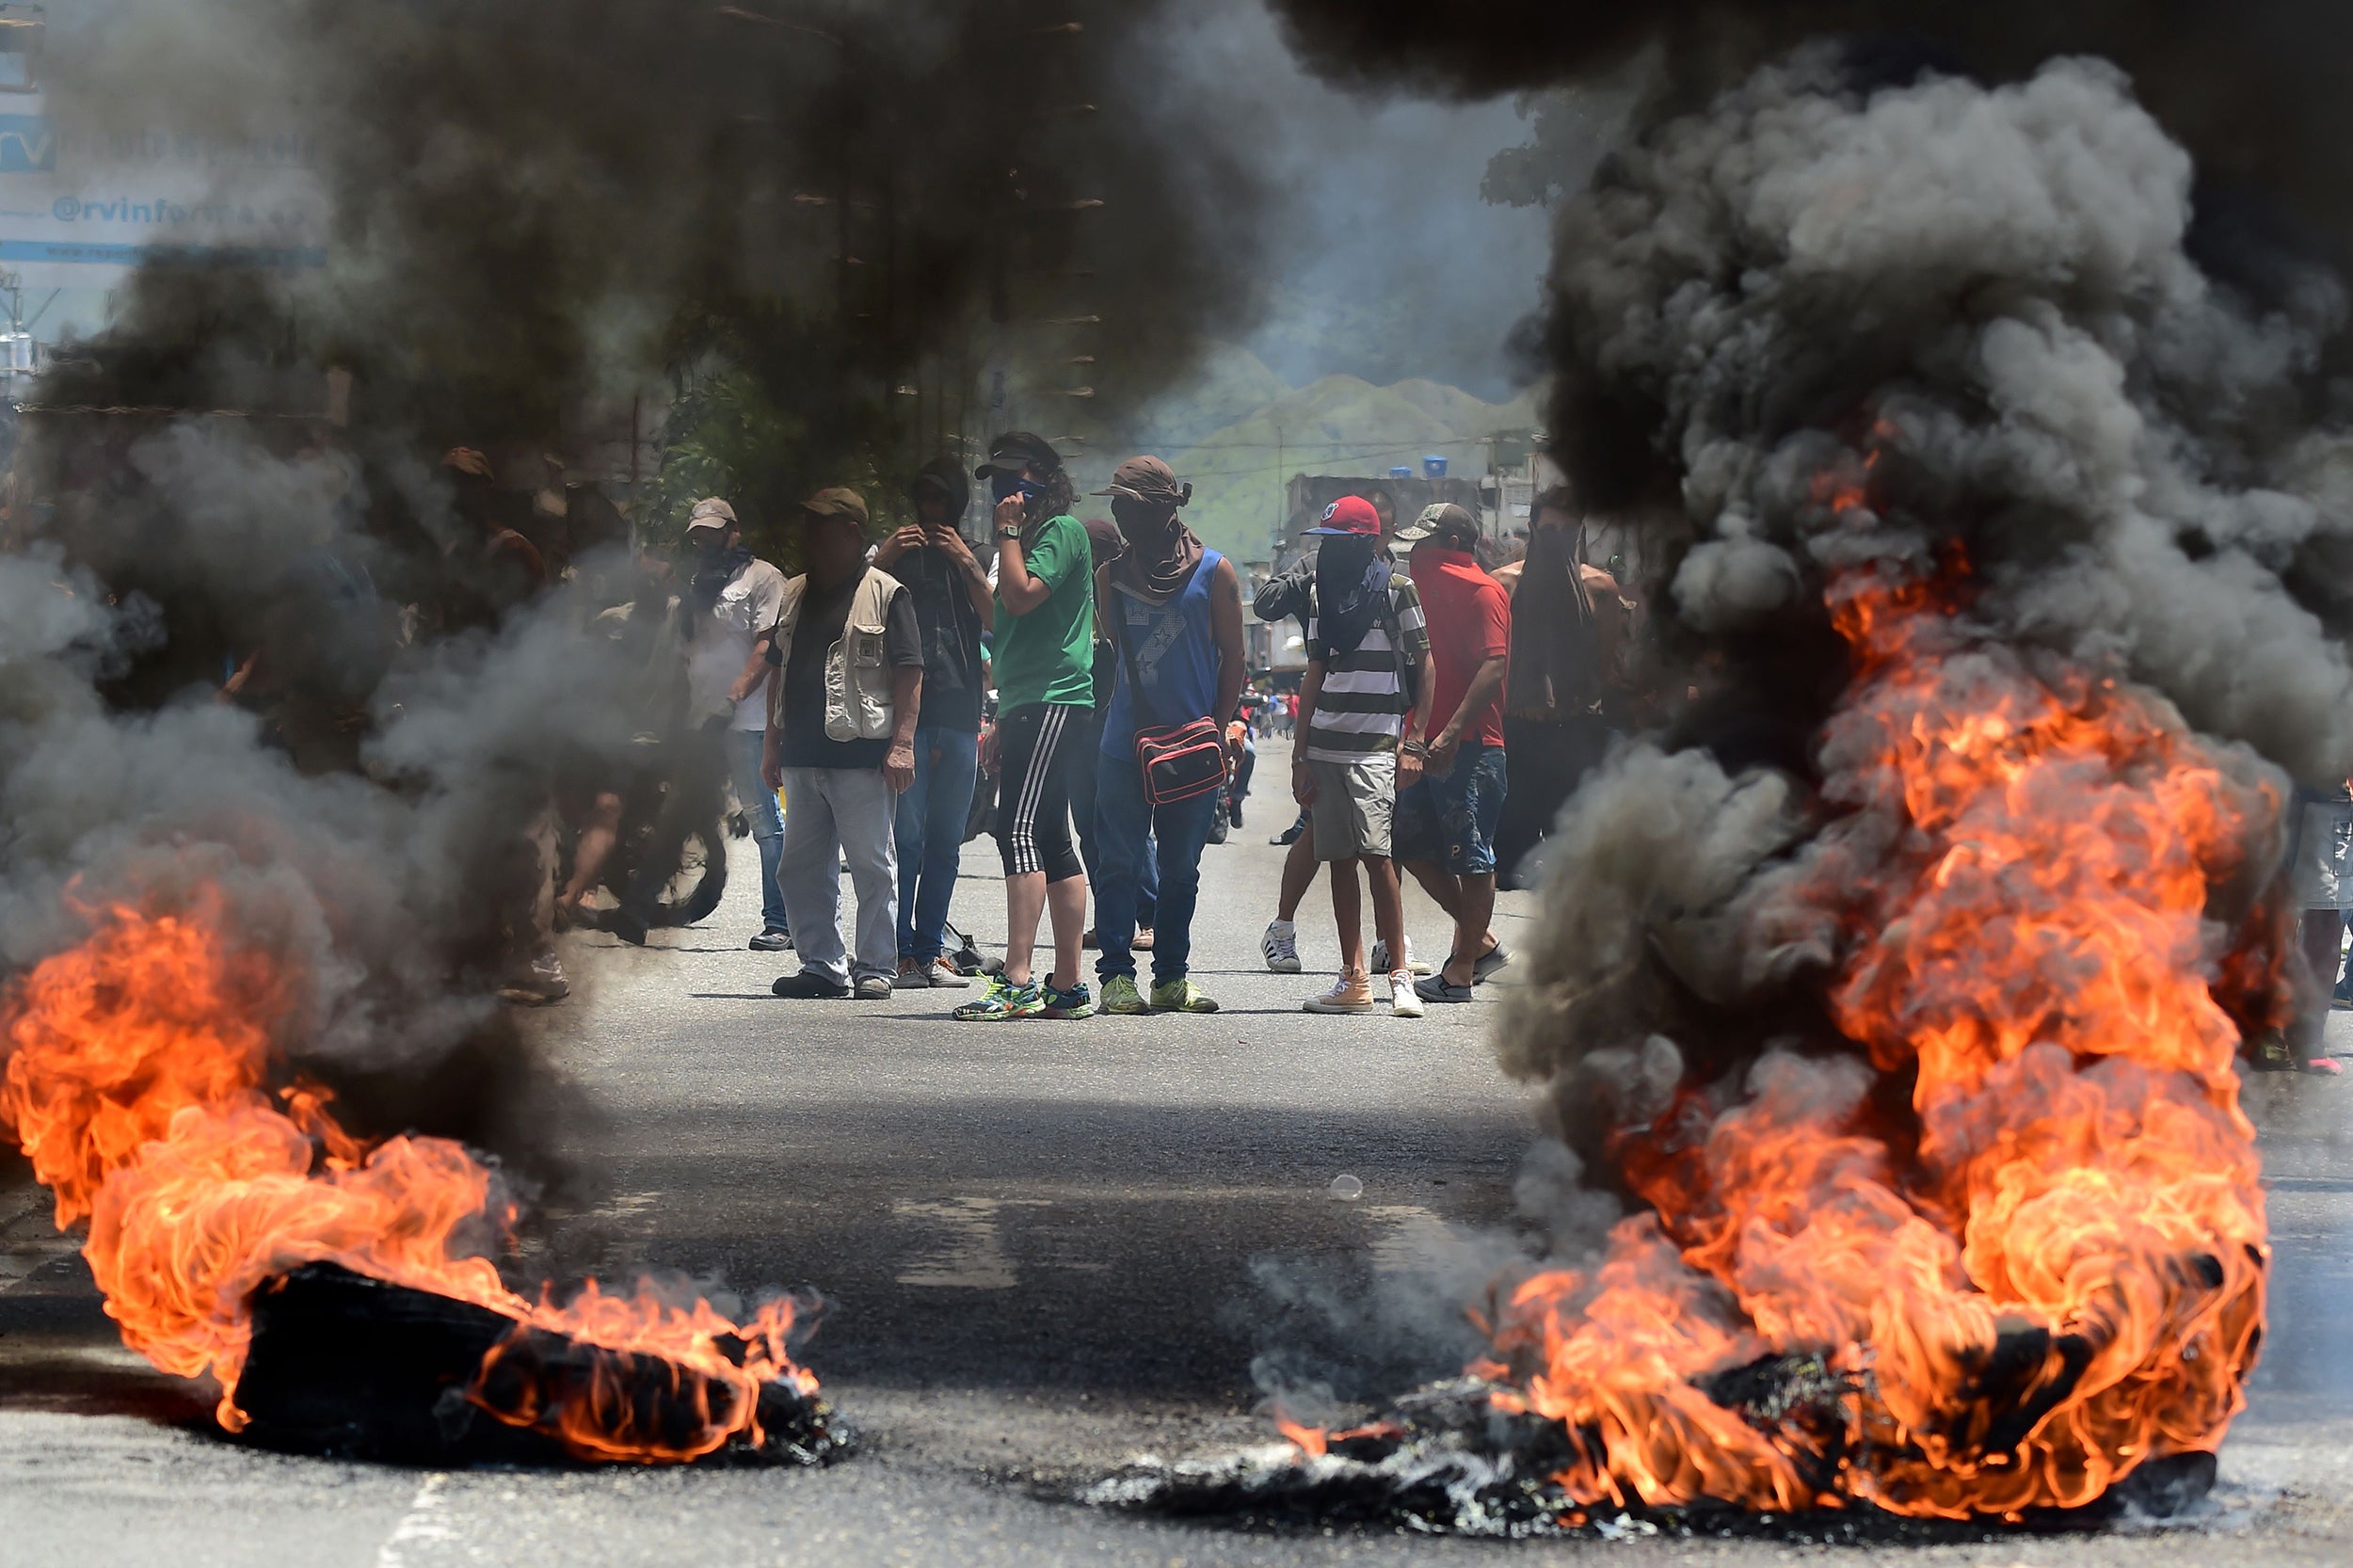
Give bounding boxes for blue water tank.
[1387,466,1413,481]
[1423,455,1449,479]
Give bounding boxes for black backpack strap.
[1112,598,1160,731]
[1110,559,1209,731]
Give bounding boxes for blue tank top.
[1101,550,1223,756]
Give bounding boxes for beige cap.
[684,496,739,534]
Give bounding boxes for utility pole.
[1273,424,1283,556]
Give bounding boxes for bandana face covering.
[1112,496,1203,603]
[1314,534,1388,660]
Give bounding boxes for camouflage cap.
[1394,501,1479,545]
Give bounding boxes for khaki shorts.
[1308,757,1395,861]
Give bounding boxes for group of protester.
[660,433,1238,1016]
[656,427,1592,1021]
[1246,495,1532,1016]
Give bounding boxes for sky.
[1126,0,1563,398]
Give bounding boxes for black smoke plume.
[1128,1,2353,1525]
[4,0,1262,1160]
[1266,0,2353,1138]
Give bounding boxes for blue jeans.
[726,727,789,935]
[1070,723,1157,928]
[894,726,979,962]
[1395,742,1510,876]
[1093,752,1212,987]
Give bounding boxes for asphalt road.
[6,735,2353,1566]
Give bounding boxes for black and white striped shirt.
[1304,574,1429,764]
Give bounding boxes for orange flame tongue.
[0,899,817,1461]
[1482,568,2270,1518]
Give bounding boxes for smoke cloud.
[1244,21,2353,1398]
[1,0,1289,1167]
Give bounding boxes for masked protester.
[873,459,991,988]
[1085,456,1245,1016]
[439,446,548,634]
[1390,504,1513,1003]
[1291,494,1435,1017]
[762,488,925,1000]
[676,496,793,951]
[1069,516,1160,949]
[1492,487,1627,888]
[955,432,1097,1021]
[1253,552,1324,972]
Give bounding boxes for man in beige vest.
[760,488,925,1000]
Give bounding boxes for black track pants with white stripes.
[993,702,1088,883]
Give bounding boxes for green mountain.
[1146,365,1539,562]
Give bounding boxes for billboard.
[0,8,326,292]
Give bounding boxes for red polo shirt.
[1408,544,1510,748]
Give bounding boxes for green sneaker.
[1150,978,1220,1014]
[1100,974,1148,1015]
[954,975,1044,1020]
[1042,980,1096,1019]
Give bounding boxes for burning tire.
[237,1264,848,1467]
[613,820,728,928]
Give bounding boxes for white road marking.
[375,1472,457,1568]
[892,1196,1048,1288]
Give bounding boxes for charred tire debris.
[235,1264,851,1468]
[1080,1379,2217,1542]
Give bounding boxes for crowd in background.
[552,433,1648,1023]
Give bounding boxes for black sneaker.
[772,970,849,999]
[1272,817,1305,846]
[748,928,793,952]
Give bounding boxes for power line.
[1136,431,1498,454]
[1175,440,1499,482]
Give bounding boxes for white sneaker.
[1261,920,1302,973]
[1369,936,1433,976]
[1389,969,1424,1018]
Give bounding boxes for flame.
[1274,1413,1329,1457]
[0,896,818,1463]
[1273,1411,1404,1460]
[1476,563,2271,1518]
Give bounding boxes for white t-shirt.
[686,557,788,729]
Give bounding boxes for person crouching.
[764,487,925,1000]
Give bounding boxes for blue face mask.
[990,472,1042,507]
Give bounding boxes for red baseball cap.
[1305,494,1381,536]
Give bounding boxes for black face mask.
[1313,535,1389,661]
[688,539,753,622]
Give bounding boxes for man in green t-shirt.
[955,432,1099,1021]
